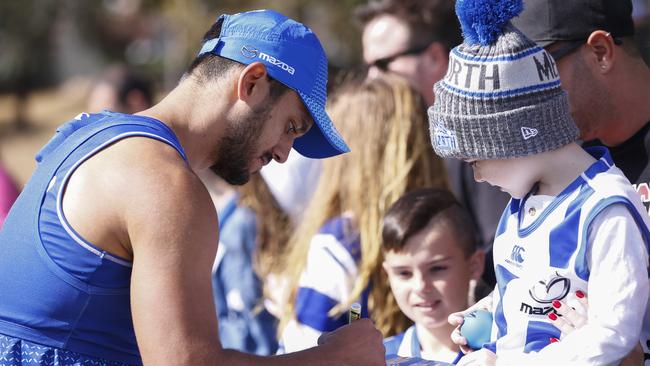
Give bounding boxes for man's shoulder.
[74,135,206,215]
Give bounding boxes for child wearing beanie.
[429,0,650,365]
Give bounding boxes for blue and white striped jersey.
[384,325,463,364]
[486,147,650,365]
[279,216,369,352]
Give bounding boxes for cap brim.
[293,92,349,159]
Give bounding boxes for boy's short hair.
[382,188,477,256]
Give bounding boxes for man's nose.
[272,137,293,164]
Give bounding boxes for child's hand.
[456,348,496,366]
[449,294,493,354]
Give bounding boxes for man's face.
[545,42,609,143]
[362,14,436,104]
[210,90,312,185]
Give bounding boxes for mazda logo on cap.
[528,273,570,304]
[241,45,258,59]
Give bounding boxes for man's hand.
[317,319,385,366]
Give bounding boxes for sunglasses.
[548,33,623,62]
[548,41,585,61]
[367,43,430,72]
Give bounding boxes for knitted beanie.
[428,0,579,160]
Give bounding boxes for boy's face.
[383,216,484,331]
[467,157,538,199]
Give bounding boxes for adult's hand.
[317,319,386,366]
[549,291,644,366]
[449,294,493,354]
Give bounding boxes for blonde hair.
[279,75,448,337]
[237,174,293,280]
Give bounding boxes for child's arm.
[498,203,650,366]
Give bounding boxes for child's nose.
[414,275,433,294]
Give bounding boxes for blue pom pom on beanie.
[456,0,524,45]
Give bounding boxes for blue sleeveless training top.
[0,112,187,365]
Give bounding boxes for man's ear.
[424,42,447,61]
[236,62,270,104]
[468,249,486,280]
[586,30,616,73]
[423,41,450,76]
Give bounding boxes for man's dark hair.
[186,17,286,101]
[355,0,462,52]
[382,188,478,256]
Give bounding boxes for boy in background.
[382,188,485,363]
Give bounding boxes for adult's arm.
[68,137,385,366]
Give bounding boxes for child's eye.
[287,121,297,134]
[429,266,447,273]
[396,271,412,279]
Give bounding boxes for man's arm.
[108,139,385,365]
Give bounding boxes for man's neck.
[137,77,232,172]
[602,58,650,146]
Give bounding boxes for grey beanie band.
[429,24,579,160]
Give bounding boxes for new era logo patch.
[521,127,538,140]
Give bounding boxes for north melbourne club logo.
[521,127,539,140]
[434,126,459,153]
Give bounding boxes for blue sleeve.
[213,207,278,355]
[383,332,406,356]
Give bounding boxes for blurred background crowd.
[0,0,372,187]
[0,0,649,186]
[1,0,650,361]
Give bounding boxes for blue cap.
[198,9,350,159]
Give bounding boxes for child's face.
[466,157,538,199]
[383,217,484,331]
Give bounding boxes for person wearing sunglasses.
[356,0,511,295]
[356,0,461,106]
[513,0,650,363]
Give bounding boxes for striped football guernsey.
[486,146,650,364]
